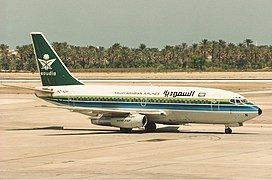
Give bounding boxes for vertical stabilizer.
[31,32,84,86]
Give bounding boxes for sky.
[1,0,272,49]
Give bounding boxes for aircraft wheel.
[225,127,232,134]
[120,128,132,133]
[145,121,156,132]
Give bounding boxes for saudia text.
[40,71,57,76]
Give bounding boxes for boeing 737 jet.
[26,32,262,133]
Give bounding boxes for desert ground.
[0,72,272,179]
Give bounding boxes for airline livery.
[29,32,262,134]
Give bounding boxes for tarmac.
[0,83,272,179]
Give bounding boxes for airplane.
[27,32,262,134]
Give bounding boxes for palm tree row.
[0,39,271,72]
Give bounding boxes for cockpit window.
[230,98,246,104]
[235,99,241,104]
[230,99,235,104]
[241,99,248,103]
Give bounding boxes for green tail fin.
[31,32,84,86]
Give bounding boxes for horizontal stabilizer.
[2,84,54,93]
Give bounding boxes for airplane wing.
[39,105,166,117]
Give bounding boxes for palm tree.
[226,43,237,68]
[211,41,218,64]
[242,39,254,64]
[15,44,34,71]
[200,39,209,60]
[139,43,146,50]
[0,44,10,70]
[218,40,226,64]
[96,46,106,67]
[244,39,253,47]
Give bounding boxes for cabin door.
[68,91,75,107]
[211,94,220,111]
[140,97,147,107]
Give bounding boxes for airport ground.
[0,72,272,179]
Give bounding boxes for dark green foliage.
[0,38,271,72]
[191,56,205,70]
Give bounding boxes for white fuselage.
[36,85,260,126]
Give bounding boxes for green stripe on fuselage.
[48,95,245,105]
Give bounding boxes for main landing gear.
[144,121,157,132]
[120,128,132,133]
[119,122,157,133]
[225,127,232,134]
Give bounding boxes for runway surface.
[0,91,272,179]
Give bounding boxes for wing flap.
[39,105,131,116]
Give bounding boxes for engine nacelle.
[91,114,147,129]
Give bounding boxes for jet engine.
[91,114,147,129]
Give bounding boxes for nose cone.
[258,108,262,115]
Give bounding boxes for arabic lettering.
[164,90,195,97]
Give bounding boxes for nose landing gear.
[225,127,232,134]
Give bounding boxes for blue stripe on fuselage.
[45,98,259,113]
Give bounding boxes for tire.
[225,128,232,134]
[120,128,132,133]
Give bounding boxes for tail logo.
[38,54,56,70]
